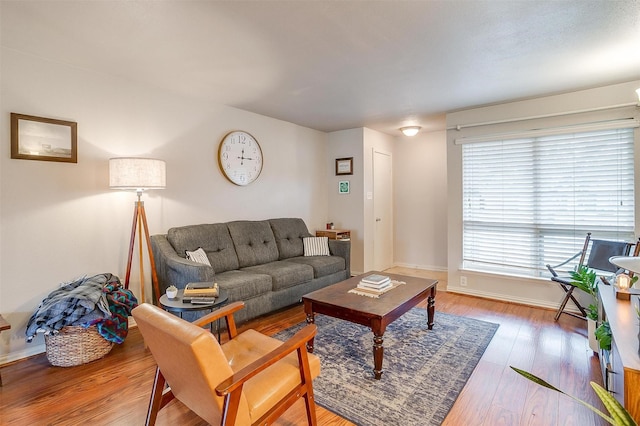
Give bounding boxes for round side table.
[159,289,229,338]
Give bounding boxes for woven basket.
[44,325,113,367]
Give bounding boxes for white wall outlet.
[460,276,468,287]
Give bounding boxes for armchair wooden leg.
[146,367,166,426]
[303,391,318,426]
[298,346,318,426]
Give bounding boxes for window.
[462,127,635,278]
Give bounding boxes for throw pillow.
[185,247,211,266]
[303,236,330,256]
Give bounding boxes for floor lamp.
[109,157,166,305]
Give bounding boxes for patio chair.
[133,302,320,426]
[546,233,633,321]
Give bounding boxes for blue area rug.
[275,308,498,425]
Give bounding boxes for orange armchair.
[133,302,319,425]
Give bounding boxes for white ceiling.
[2,1,640,135]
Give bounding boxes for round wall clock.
[218,130,263,186]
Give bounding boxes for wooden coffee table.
[302,271,437,379]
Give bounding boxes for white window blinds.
[462,127,635,278]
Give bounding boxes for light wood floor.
[0,268,607,425]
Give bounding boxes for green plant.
[569,265,599,320]
[595,321,612,351]
[511,366,638,426]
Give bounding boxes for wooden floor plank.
[0,268,609,425]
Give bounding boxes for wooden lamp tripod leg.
[124,192,161,305]
[124,200,139,291]
[139,200,160,305]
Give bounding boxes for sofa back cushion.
[167,224,239,273]
[269,218,312,260]
[227,220,279,268]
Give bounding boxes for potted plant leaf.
[595,321,612,351]
[569,265,599,351]
[511,366,637,426]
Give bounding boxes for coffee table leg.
[305,312,316,353]
[427,285,436,330]
[373,333,384,380]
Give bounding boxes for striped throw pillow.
[185,247,211,266]
[303,237,330,256]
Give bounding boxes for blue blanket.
[26,273,138,344]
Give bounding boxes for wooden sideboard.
[598,283,640,421]
[316,229,351,241]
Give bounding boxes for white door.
[373,150,393,271]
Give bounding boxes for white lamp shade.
[400,126,421,137]
[609,255,640,275]
[109,158,166,190]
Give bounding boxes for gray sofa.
[150,218,350,324]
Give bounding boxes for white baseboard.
[0,343,45,365]
[446,285,581,314]
[391,262,448,273]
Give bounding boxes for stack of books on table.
[357,274,392,292]
[183,282,219,304]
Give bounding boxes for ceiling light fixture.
[400,126,421,137]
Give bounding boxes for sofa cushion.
[215,270,272,301]
[167,224,239,273]
[285,256,346,279]
[269,218,312,260]
[228,221,279,268]
[242,261,313,291]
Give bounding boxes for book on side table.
[183,282,219,303]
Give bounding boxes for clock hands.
[236,148,254,166]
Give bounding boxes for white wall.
[327,128,364,273]
[393,130,448,271]
[326,128,400,275]
[446,80,640,308]
[0,47,329,363]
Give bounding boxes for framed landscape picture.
[11,113,77,163]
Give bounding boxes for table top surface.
[0,315,10,331]
[159,289,228,312]
[302,271,437,317]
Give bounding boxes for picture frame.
[335,157,353,175]
[338,180,350,194]
[11,113,77,163]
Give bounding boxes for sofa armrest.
[328,239,350,277]
[151,235,216,295]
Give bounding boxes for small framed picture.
[11,113,78,163]
[335,157,353,175]
[338,180,350,194]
